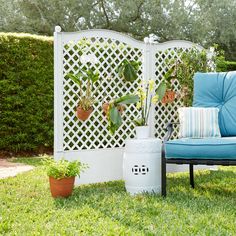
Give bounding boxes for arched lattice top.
[54,29,203,152]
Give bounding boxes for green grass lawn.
[0,157,236,235]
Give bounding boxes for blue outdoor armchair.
[161,71,236,196]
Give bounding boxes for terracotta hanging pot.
[49,176,75,198]
[76,106,93,121]
[102,102,110,116]
[102,102,124,116]
[162,90,176,104]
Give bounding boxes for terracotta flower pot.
[102,102,124,116]
[102,103,110,116]
[49,176,75,198]
[76,107,93,121]
[162,90,176,104]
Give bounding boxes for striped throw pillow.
[178,107,221,138]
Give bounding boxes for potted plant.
[44,158,88,198]
[163,46,218,106]
[106,94,139,134]
[162,62,177,104]
[117,59,140,82]
[67,53,99,121]
[102,101,124,116]
[134,80,166,139]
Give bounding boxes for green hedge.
[0,33,53,153]
[217,60,236,72]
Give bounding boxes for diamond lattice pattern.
[63,37,143,150]
[154,47,191,139]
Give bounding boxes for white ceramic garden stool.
[123,138,162,195]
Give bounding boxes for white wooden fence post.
[54,26,64,160]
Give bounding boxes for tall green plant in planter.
[133,80,166,139]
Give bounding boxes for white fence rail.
[54,27,203,184]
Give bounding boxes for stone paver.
[0,159,34,179]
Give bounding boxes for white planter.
[135,126,150,139]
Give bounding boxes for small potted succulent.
[134,79,166,138]
[44,158,88,198]
[117,59,140,82]
[106,94,139,134]
[67,53,99,121]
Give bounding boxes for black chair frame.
[161,122,236,197]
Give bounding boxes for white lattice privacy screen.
[62,36,143,151]
[54,27,203,184]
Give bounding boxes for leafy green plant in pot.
[117,59,140,82]
[44,158,88,198]
[134,80,166,138]
[67,53,99,121]
[107,94,139,135]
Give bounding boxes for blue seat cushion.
[165,137,236,159]
[193,72,236,136]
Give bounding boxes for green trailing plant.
[134,80,166,126]
[107,94,139,134]
[43,158,88,179]
[117,59,140,82]
[66,53,99,111]
[164,46,223,106]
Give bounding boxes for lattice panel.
[154,47,189,139]
[62,37,143,150]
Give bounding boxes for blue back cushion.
[193,71,236,136]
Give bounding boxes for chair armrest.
[163,122,179,142]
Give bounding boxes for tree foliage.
[0,0,236,59]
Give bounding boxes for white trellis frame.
[54,27,204,185]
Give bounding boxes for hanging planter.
[76,106,93,121]
[66,53,100,121]
[102,102,124,117]
[162,90,176,104]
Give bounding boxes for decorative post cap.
[55,26,61,32]
[144,34,160,44]
[149,34,160,44]
[144,37,149,44]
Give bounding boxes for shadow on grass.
[168,168,236,197]
[53,168,236,207]
[53,168,236,234]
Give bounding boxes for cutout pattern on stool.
[132,165,149,175]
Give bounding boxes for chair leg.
[161,148,167,197]
[189,164,194,188]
